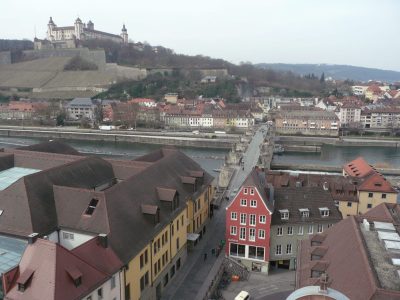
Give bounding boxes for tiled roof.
[3,239,109,300]
[17,140,81,156]
[297,205,400,300]
[343,157,375,178]
[358,173,397,193]
[271,187,342,225]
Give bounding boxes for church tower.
[74,17,84,40]
[121,24,128,44]
[47,17,56,40]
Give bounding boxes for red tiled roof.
[343,157,375,178]
[358,172,396,193]
[4,239,108,300]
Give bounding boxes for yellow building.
[342,156,398,216]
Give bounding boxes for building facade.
[225,170,274,273]
[46,17,128,44]
[269,187,342,270]
[274,108,339,136]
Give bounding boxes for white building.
[352,85,368,96]
[46,17,128,44]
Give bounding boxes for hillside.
[256,63,400,83]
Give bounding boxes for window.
[86,297,92,300]
[280,211,289,220]
[319,208,330,217]
[298,226,304,235]
[163,273,169,287]
[240,199,247,206]
[171,224,174,236]
[250,188,254,195]
[308,225,313,234]
[249,228,256,241]
[277,227,283,236]
[230,226,237,235]
[176,219,179,231]
[84,198,99,216]
[317,224,323,233]
[287,226,293,235]
[244,188,248,194]
[62,232,74,240]
[239,227,246,240]
[140,272,149,291]
[125,284,131,300]
[382,193,387,199]
[231,212,237,220]
[111,275,116,289]
[368,192,373,198]
[367,203,372,209]
[249,214,256,226]
[170,265,176,278]
[299,208,309,218]
[327,224,332,228]
[347,202,352,207]
[176,238,180,250]
[230,243,246,257]
[259,215,266,224]
[250,200,257,207]
[258,229,265,239]
[276,245,282,255]
[286,244,292,254]
[97,288,103,299]
[181,215,184,226]
[240,213,247,225]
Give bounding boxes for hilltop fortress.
[35,17,128,49]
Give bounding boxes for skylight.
[0,167,41,191]
[84,199,99,216]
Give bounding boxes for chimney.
[28,233,39,244]
[98,233,108,248]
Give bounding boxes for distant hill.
[256,63,400,83]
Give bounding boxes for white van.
[235,291,250,300]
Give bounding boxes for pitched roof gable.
[4,239,108,300]
[343,157,375,178]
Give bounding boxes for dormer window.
[84,198,99,216]
[66,266,83,288]
[319,207,330,217]
[279,209,289,220]
[299,208,309,218]
[17,269,34,292]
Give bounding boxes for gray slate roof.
[271,187,342,225]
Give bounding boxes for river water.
[2,136,400,174]
[0,137,227,176]
[272,144,400,169]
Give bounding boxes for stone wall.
[0,51,11,65]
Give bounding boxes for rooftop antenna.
[34,25,37,38]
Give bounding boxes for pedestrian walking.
[204,253,207,261]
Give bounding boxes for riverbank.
[270,162,400,176]
[0,127,237,149]
[277,135,400,147]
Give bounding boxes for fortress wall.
[0,52,11,65]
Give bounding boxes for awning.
[187,233,200,242]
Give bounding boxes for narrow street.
[161,125,268,300]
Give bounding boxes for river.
[2,136,400,174]
[273,144,400,169]
[0,136,227,176]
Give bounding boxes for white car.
[235,291,250,300]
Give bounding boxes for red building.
[225,169,274,273]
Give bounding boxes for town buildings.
[274,107,339,136]
[225,169,274,273]
[0,141,214,300]
[343,157,398,214]
[338,101,362,127]
[360,106,400,129]
[66,97,97,120]
[269,187,342,270]
[296,203,400,300]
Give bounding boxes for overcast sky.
[2,0,399,71]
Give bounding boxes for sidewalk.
[161,198,228,300]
